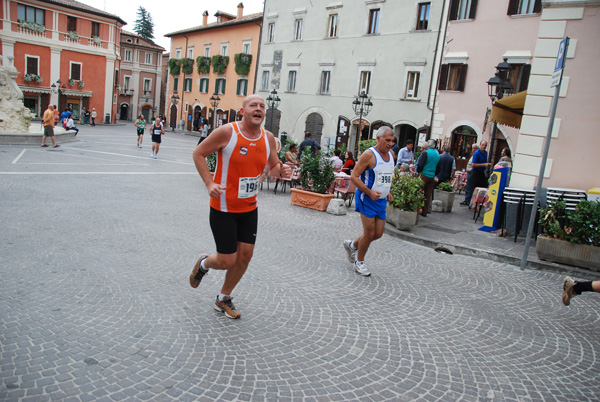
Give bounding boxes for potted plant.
[19,20,46,33]
[386,170,424,231]
[24,73,43,83]
[168,58,180,75]
[433,181,456,212]
[66,31,79,41]
[180,57,194,74]
[211,55,229,75]
[78,80,84,88]
[234,53,252,76]
[196,56,211,74]
[536,200,600,271]
[91,36,101,45]
[290,151,336,212]
[68,78,75,86]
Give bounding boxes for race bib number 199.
[238,175,260,199]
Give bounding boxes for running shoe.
[189,254,209,288]
[343,240,356,264]
[214,296,241,319]
[354,261,371,277]
[562,276,577,306]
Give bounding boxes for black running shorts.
[209,207,258,254]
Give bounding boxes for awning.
[61,89,93,98]
[19,85,52,94]
[490,90,526,129]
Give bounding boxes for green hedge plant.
[180,58,194,74]
[436,181,454,192]
[168,58,180,75]
[389,170,424,211]
[539,200,600,246]
[211,55,229,75]
[196,56,211,74]
[298,151,335,194]
[234,53,252,76]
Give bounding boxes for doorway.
[68,99,81,121]
[120,103,129,121]
[141,106,151,122]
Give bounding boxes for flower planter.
[536,235,600,271]
[385,205,418,231]
[433,189,455,212]
[290,188,335,212]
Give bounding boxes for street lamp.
[50,79,66,95]
[486,58,514,172]
[170,93,179,131]
[210,92,221,134]
[265,89,281,135]
[351,91,373,157]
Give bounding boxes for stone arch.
[119,102,130,121]
[305,112,324,144]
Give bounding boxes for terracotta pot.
[433,189,455,212]
[536,235,600,271]
[385,205,418,231]
[290,188,335,212]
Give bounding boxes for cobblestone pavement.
[1,124,599,401]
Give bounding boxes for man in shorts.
[190,94,290,319]
[343,126,395,276]
[41,104,59,148]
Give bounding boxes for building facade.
[258,0,445,154]
[165,5,262,132]
[0,0,125,122]
[117,31,164,122]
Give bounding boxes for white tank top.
[363,146,394,199]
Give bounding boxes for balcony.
[143,91,152,97]
[17,25,46,38]
[119,89,134,96]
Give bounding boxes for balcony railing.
[17,26,46,38]
[119,89,134,96]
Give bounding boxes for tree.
[134,6,154,40]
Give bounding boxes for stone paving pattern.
[1,125,599,401]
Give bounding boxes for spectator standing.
[460,143,479,206]
[41,104,59,148]
[53,105,59,126]
[397,139,415,167]
[83,107,90,125]
[470,140,491,189]
[436,146,456,183]
[391,137,400,164]
[91,108,97,126]
[297,133,321,159]
[416,139,440,217]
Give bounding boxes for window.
[204,46,210,57]
[26,56,39,75]
[267,23,275,43]
[368,9,380,34]
[359,71,371,95]
[294,19,303,40]
[221,44,228,57]
[438,64,468,91]
[123,76,131,90]
[143,79,151,93]
[124,49,132,62]
[91,22,100,37]
[320,71,331,94]
[261,71,270,91]
[175,48,181,59]
[184,78,192,92]
[327,14,338,38]
[449,0,478,21]
[200,78,209,93]
[70,62,82,81]
[216,78,226,95]
[287,71,297,92]
[242,42,251,54]
[67,16,77,32]
[17,4,45,25]
[188,47,194,58]
[145,53,152,64]
[237,79,248,96]
[405,72,420,98]
[416,3,430,30]
[173,77,179,92]
[507,63,531,93]
[507,0,541,15]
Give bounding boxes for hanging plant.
[66,31,79,40]
[24,73,43,83]
[168,58,180,75]
[234,53,252,76]
[196,56,211,74]
[211,55,229,75]
[180,57,194,74]
[91,36,101,45]
[68,78,75,86]
[78,80,84,88]
[19,20,45,33]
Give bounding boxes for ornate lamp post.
[170,93,179,131]
[486,58,514,173]
[50,79,66,95]
[265,89,281,135]
[210,92,221,134]
[351,91,373,157]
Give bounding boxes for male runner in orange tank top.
[190,94,291,319]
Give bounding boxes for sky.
[80,0,265,51]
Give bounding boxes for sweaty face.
[242,97,266,125]
[378,133,395,152]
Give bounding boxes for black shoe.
[420,213,427,217]
[460,201,469,206]
[41,144,49,147]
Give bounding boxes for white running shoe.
[154,155,157,159]
[151,152,155,157]
[343,240,356,264]
[354,261,371,277]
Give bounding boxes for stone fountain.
[0,56,33,133]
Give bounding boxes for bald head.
[242,94,265,108]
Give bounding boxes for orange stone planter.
[290,188,335,212]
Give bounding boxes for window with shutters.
[507,64,531,93]
[507,0,541,16]
[26,56,39,75]
[204,46,210,57]
[438,64,468,92]
[67,16,77,32]
[405,72,420,99]
[70,62,82,81]
[261,71,270,91]
[124,76,131,90]
[287,71,297,92]
[367,9,380,34]
[416,3,430,30]
[18,4,45,25]
[237,79,248,96]
[91,22,100,38]
[144,79,152,93]
[320,71,331,94]
[173,77,179,92]
[216,78,226,95]
[327,14,338,38]
[124,49,132,62]
[145,53,152,65]
[200,78,209,93]
[294,19,303,41]
[267,23,275,43]
[449,0,478,21]
[359,71,371,95]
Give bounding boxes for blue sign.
[554,37,568,72]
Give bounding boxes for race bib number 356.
[238,175,260,199]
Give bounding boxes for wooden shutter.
[518,64,531,92]
[457,64,468,92]
[449,0,459,21]
[438,64,449,91]
[26,57,38,75]
[469,0,478,19]
[507,0,519,15]
[533,0,542,13]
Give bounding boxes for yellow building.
[165,4,262,132]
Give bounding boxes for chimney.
[237,2,244,19]
[202,11,209,27]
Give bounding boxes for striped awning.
[490,90,526,129]
[61,89,93,98]
[19,85,52,94]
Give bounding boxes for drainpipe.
[427,0,449,139]
[252,1,266,94]
[180,34,189,130]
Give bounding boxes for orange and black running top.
[210,122,270,213]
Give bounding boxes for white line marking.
[0,172,197,175]
[73,148,195,166]
[11,149,26,164]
